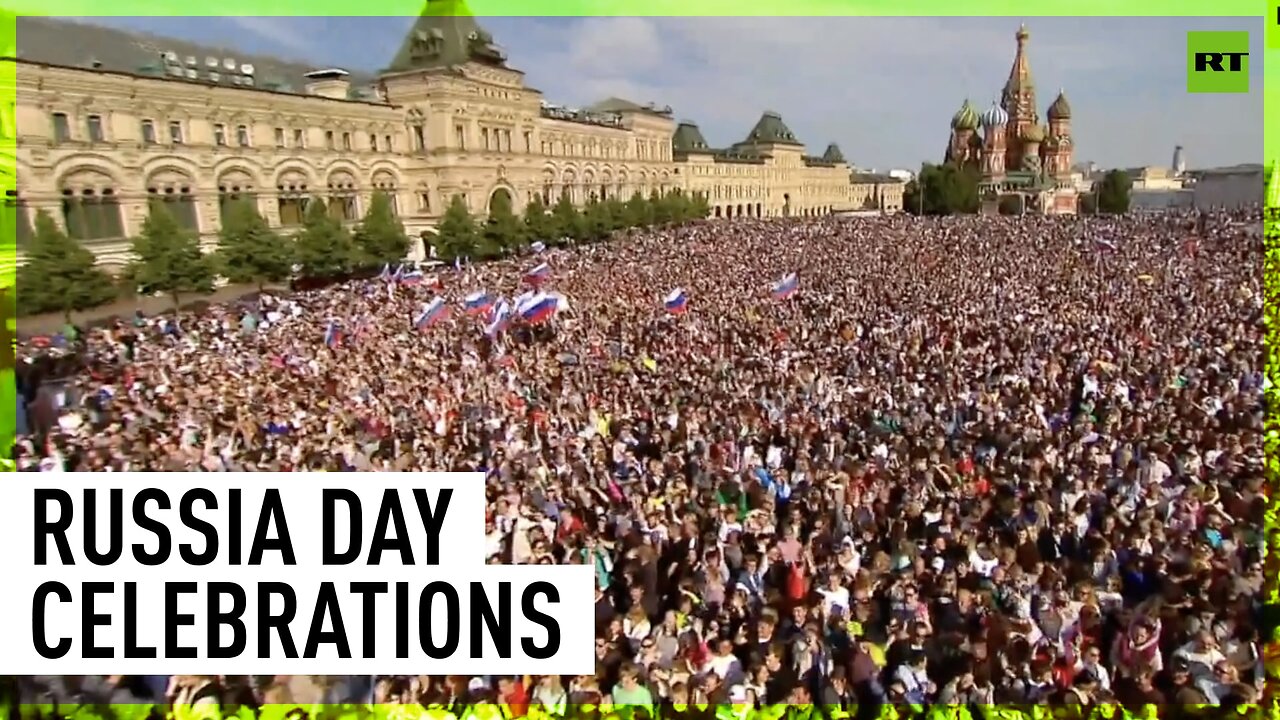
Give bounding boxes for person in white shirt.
[1174,631,1228,680]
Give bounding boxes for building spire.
[1005,23,1034,94]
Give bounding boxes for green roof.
[383,0,509,74]
[740,111,802,146]
[673,122,711,153]
[822,143,846,164]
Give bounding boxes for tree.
[1079,192,1098,215]
[551,193,585,244]
[128,201,215,311]
[904,162,980,215]
[1095,170,1132,214]
[625,191,653,229]
[294,198,357,279]
[433,195,480,261]
[604,197,628,231]
[522,195,556,245]
[650,189,673,225]
[482,190,525,257]
[215,199,293,293]
[16,210,116,319]
[689,191,712,220]
[582,199,612,242]
[354,191,410,267]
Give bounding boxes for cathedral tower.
[1043,89,1074,181]
[980,101,1009,179]
[1002,24,1039,172]
[946,99,981,167]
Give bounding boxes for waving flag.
[519,292,559,324]
[485,299,513,337]
[323,320,343,348]
[525,262,551,286]
[463,291,496,315]
[664,288,689,315]
[377,263,392,281]
[1095,238,1117,252]
[771,272,799,300]
[414,297,449,330]
[399,268,425,285]
[531,241,547,254]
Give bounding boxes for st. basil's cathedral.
[945,24,1080,214]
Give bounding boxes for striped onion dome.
[951,99,980,131]
[981,101,1008,129]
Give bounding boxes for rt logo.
[1186,31,1250,93]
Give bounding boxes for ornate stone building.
[7,4,902,270]
[944,24,1078,215]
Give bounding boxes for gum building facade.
[7,4,903,270]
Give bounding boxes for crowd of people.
[11,209,1273,719]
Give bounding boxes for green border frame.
[0,3,1275,714]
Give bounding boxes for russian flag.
[323,320,343,348]
[1095,238,1117,252]
[485,300,513,337]
[520,292,559,324]
[524,262,550,286]
[771,272,799,300]
[377,263,392,281]
[463,291,495,315]
[664,288,689,315]
[414,297,449,330]
[531,241,547,254]
[400,268,425,285]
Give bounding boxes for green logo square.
[1270,0,1280,49]
[1186,30,1250,93]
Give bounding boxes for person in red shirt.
[498,676,529,718]
[555,507,584,543]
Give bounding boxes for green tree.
[482,190,525,257]
[433,195,480,261]
[604,197,628,231]
[294,198,357,279]
[1079,192,1098,215]
[582,199,612,242]
[353,191,410,267]
[551,193,585,244]
[650,189,673,225]
[522,195,556,245]
[215,199,293,293]
[904,162,980,215]
[689,191,711,220]
[16,210,116,319]
[1095,170,1132,214]
[128,201,215,312]
[625,191,653,228]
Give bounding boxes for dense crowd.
[12,210,1272,719]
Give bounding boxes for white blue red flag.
[771,272,799,300]
[463,291,495,315]
[414,297,449,330]
[664,288,689,315]
[485,299,513,337]
[524,262,551,286]
[324,320,343,348]
[519,292,559,324]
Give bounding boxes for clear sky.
[75,15,1264,172]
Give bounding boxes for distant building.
[1172,145,1187,176]
[1188,164,1264,210]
